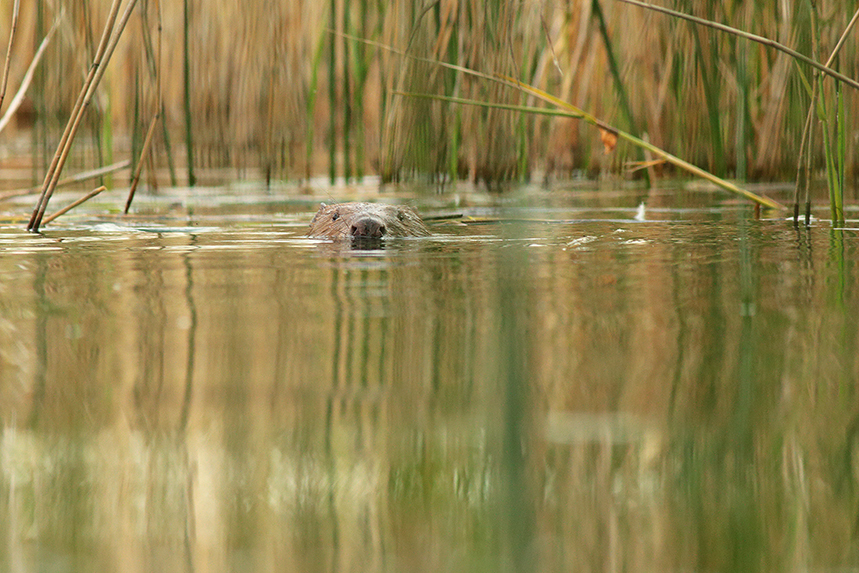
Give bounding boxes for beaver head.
[308,202,430,240]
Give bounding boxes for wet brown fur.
[308,202,430,239]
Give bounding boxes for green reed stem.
[33,0,46,182]
[146,0,173,186]
[690,23,725,177]
[306,25,327,180]
[342,0,352,182]
[817,88,839,225]
[735,36,747,181]
[354,0,369,180]
[793,75,816,224]
[834,84,845,224]
[182,0,194,186]
[327,0,336,183]
[83,1,107,177]
[592,0,650,185]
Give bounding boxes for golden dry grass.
[0,0,856,185]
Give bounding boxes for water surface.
[1,185,858,572]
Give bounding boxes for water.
[1,184,858,572]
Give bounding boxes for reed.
[622,0,859,220]
[0,0,20,114]
[28,0,137,232]
[124,0,162,212]
[327,0,336,183]
[591,0,648,185]
[182,0,194,186]
[0,19,54,134]
[4,0,859,201]
[42,185,106,225]
[0,160,128,201]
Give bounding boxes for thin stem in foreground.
[124,111,160,213]
[0,0,21,114]
[42,186,106,226]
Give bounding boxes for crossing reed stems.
[182,0,194,187]
[28,0,126,232]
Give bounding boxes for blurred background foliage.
[2,0,857,187]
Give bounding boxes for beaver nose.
[350,217,386,238]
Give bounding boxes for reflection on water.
[1,190,859,572]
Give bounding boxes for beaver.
[308,202,430,240]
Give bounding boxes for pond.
[0,181,857,572]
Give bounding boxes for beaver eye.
[397,210,406,221]
[332,211,340,221]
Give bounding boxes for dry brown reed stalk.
[41,185,106,226]
[124,0,162,213]
[124,112,159,213]
[0,0,21,114]
[28,0,139,232]
[0,160,130,201]
[28,0,123,230]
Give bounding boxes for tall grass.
[1,0,858,201]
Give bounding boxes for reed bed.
[0,0,858,200]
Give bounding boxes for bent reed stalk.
[346,30,782,209]
[620,0,859,223]
[398,90,782,210]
